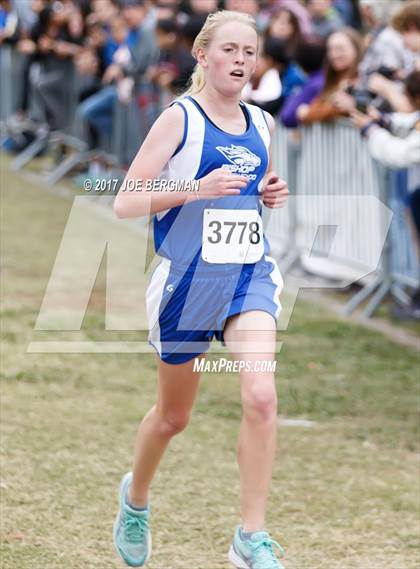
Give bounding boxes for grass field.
[1,154,419,569]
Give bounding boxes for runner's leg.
[223,310,277,532]
[128,355,205,507]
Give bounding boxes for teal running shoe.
[228,526,286,569]
[113,472,152,567]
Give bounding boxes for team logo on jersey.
[216,144,261,179]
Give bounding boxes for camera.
[375,65,398,81]
[346,85,373,114]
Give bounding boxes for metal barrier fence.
[1,44,419,317]
[268,121,419,316]
[389,169,420,289]
[263,122,292,257]
[113,79,162,166]
[0,45,22,121]
[268,121,387,278]
[0,45,158,179]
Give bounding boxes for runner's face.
[202,22,258,95]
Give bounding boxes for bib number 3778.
[202,208,264,264]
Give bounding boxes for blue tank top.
[153,95,271,271]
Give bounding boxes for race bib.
[202,209,264,264]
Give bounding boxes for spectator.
[363,71,414,113]
[359,0,387,34]
[188,0,219,16]
[352,69,420,320]
[152,0,179,21]
[85,20,107,57]
[118,0,158,87]
[12,0,37,34]
[352,71,420,167]
[147,18,195,100]
[357,1,420,117]
[15,0,50,117]
[392,0,420,57]
[359,1,417,84]
[178,13,207,50]
[266,0,313,37]
[281,37,326,127]
[76,13,129,148]
[0,0,19,45]
[79,21,108,85]
[334,0,361,30]
[299,27,363,124]
[266,6,304,57]
[26,1,83,131]
[223,0,258,17]
[85,0,119,27]
[223,0,269,32]
[76,0,157,149]
[305,0,343,39]
[75,46,103,101]
[242,36,306,115]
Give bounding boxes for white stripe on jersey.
[242,103,271,149]
[156,98,206,221]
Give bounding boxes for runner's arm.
[113,104,196,218]
[113,104,247,218]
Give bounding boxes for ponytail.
[183,64,206,96]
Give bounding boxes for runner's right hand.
[197,168,248,199]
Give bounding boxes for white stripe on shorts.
[146,258,172,356]
[264,255,284,319]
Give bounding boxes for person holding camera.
[351,0,420,280]
[297,27,363,124]
[351,70,420,168]
[351,70,420,321]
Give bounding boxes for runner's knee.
[157,410,191,437]
[242,381,278,423]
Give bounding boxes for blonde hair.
[183,10,257,97]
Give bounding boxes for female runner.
[112,10,289,569]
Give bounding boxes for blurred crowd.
[0,1,418,137]
[1,0,419,318]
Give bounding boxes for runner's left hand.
[261,172,289,208]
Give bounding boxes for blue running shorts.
[146,255,284,364]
